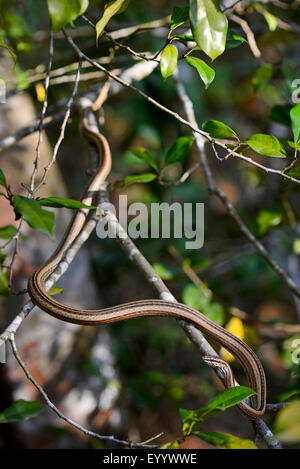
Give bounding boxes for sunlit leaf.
[96,0,129,43]
[185,56,215,88]
[160,440,180,449]
[194,431,257,449]
[160,44,178,80]
[164,136,194,166]
[13,195,55,239]
[253,2,278,31]
[189,0,228,61]
[246,134,286,158]
[202,120,237,139]
[0,400,44,423]
[257,209,282,235]
[114,173,157,188]
[203,302,225,326]
[153,263,173,280]
[48,284,64,295]
[47,0,89,33]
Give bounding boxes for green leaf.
[273,401,300,444]
[0,168,7,189]
[205,386,255,411]
[290,102,300,145]
[38,197,97,210]
[246,134,286,158]
[194,431,257,449]
[253,2,278,32]
[47,0,89,33]
[203,302,225,326]
[0,267,10,296]
[0,37,16,63]
[129,148,157,170]
[13,195,55,239]
[182,284,211,310]
[153,263,173,280]
[164,136,194,166]
[170,6,190,30]
[96,0,129,43]
[189,0,228,61]
[0,225,18,240]
[0,251,7,264]
[185,56,215,89]
[114,173,157,188]
[202,120,237,139]
[257,209,282,235]
[0,400,44,423]
[160,440,180,449]
[252,64,273,91]
[287,164,300,180]
[160,45,178,80]
[226,30,246,49]
[48,284,64,295]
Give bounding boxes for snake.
[27,107,266,420]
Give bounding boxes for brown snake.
[28,108,266,420]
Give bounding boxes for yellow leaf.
[35,83,45,102]
[220,317,244,362]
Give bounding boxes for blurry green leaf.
[0,169,7,189]
[282,62,298,91]
[15,66,29,91]
[286,164,300,180]
[47,0,88,33]
[153,263,173,280]
[171,34,194,43]
[189,0,228,60]
[0,225,18,240]
[129,148,157,170]
[164,136,194,166]
[290,102,300,145]
[38,197,97,210]
[170,6,189,30]
[160,45,178,80]
[185,56,215,88]
[226,30,246,49]
[114,173,157,188]
[253,2,278,31]
[252,64,272,91]
[160,440,180,449]
[293,239,300,254]
[13,195,55,239]
[203,302,225,326]
[182,284,211,310]
[246,134,286,158]
[257,209,282,235]
[0,267,10,296]
[0,37,16,63]
[194,431,257,449]
[273,401,300,444]
[0,400,44,423]
[48,284,64,295]
[96,0,129,42]
[0,251,6,264]
[270,104,292,126]
[202,120,237,139]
